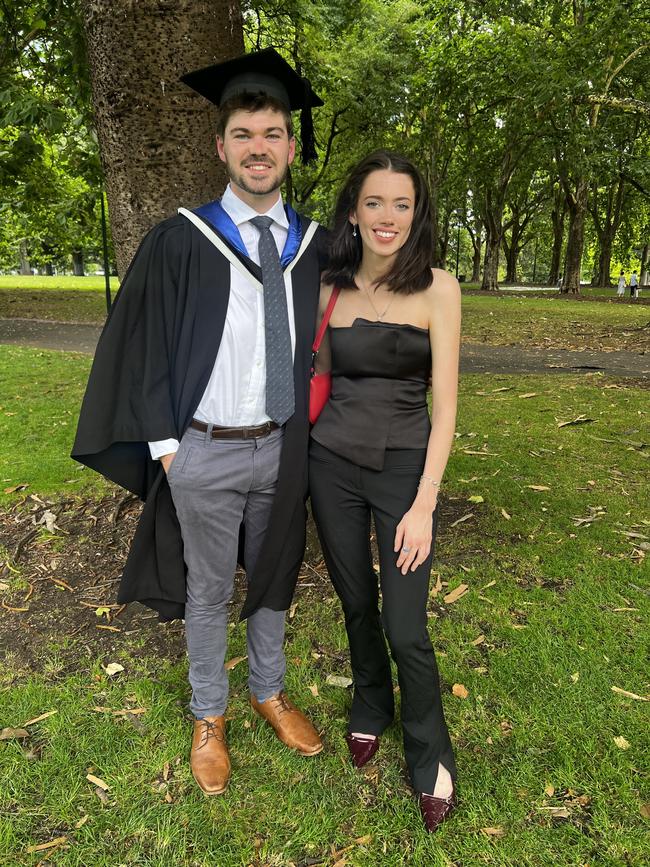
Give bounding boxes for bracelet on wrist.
[419,474,441,489]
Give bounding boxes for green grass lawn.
[0,276,119,292]
[461,294,650,352]
[0,346,108,502]
[1,280,648,352]
[1,348,648,865]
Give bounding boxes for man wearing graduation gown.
[72,49,329,795]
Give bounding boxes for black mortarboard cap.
[181,48,323,163]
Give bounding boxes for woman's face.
[350,169,416,261]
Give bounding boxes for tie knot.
[251,215,274,232]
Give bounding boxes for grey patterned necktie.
[250,215,295,425]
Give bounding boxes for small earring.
[352,224,358,238]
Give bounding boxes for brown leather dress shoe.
[418,788,457,833]
[190,715,231,795]
[345,733,379,768]
[251,691,323,756]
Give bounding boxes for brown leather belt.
[189,419,280,439]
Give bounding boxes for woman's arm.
[394,269,461,575]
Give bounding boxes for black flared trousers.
[309,439,456,794]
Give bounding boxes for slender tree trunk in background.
[81,0,244,276]
[562,179,588,293]
[548,191,566,286]
[590,177,626,287]
[19,240,31,274]
[482,230,500,290]
[471,238,482,283]
[502,209,521,283]
[640,241,649,284]
[438,212,450,269]
[45,262,54,276]
[72,250,85,276]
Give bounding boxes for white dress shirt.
[149,184,296,459]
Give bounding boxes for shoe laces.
[198,719,224,749]
[269,692,292,716]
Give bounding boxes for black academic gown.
[72,211,328,621]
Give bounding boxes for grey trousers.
[167,424,286,719]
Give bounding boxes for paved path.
[0,317,648,379]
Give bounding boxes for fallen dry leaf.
[444,583,469,604]
[468,495,484,504]
[611,686,649,702]
[570,672,580,683]
[23,710,57,727]
[74,815,89,830]
[518,392,537,399]
[26,837,67,854]
[96,625,121,632]
[481,827,505,837]
[544,785,555,797]
[471,634,485,646]
[501,508,511,520]
[557,415,594,428]
[527,484,551,491]
[0,727,29,740]
[4,483,28,494]
[326,674,353,688]
[308,684,319,697]
[539,806,571,818]
[614,736,630,750]
[288,602,298,619]
[86,773,110,791]
[640,803,650,820]
[224,656,247,671]
[103,662,124,677]
[449,513,474,527]
[452,683,469,699]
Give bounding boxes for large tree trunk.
[562,180,588,293]
[81,0,244,276]
[502,210,521,283]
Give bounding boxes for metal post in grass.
[100,187,112,313]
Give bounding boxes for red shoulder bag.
[309,287,340,425]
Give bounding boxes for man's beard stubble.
[226,156,289,198]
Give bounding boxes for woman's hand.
[394,501,436,575]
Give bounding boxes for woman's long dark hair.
[323,150,435,295]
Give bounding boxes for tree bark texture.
[562,179,588,293]
[81,0,244,276]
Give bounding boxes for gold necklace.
[359,280,394,321]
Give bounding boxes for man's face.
[217,107,295,199]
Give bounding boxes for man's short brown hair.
[216,93,293,138]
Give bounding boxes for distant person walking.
[630,271,639,298]
[617,271,626,296]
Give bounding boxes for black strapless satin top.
[310,318,431,470]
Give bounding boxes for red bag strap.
[312,287,341,353]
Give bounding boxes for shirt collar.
[221,184,289,230]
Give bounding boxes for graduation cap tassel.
[300,77,318,164]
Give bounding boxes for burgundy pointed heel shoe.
[345,733,379,768]
[418,787,457,833]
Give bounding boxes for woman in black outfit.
[309,151,461,833]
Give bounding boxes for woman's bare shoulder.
[427,268,461,298]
